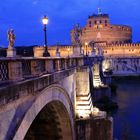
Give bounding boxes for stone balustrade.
[0,56,101,83]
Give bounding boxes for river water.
[112,78,140,140]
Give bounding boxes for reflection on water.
[112,79,140,140]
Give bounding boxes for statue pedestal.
[56,52,60,57]
[73,46,81,56]
[7,48,16,57]
[91,50,96,56]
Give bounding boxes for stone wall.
[102,43,140,57]
[108,57,140,76]
[43,43,140,58]
[48,45,73,57]
[79,25,132,45]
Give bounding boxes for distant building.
[71,13,132,45]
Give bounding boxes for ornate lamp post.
[85,42,88,56]
[42,15,50,57]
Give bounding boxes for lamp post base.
[43,51,50,57]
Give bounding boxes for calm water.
[113,79,140,140]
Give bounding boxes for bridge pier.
[76,116,113,140]
[75,66,93,118]
[91,63,111,101]
[75,65,113,140]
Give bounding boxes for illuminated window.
[99,24,103,28]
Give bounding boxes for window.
[89,21,92,27]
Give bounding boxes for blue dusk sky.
[0,0,139,47]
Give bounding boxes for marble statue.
[71,24,82,47]
[71,24,83,55]
[8,29,16,48]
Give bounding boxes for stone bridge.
[103,57,140,76]
[0,56,112,140]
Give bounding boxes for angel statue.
[71,24,82,46]
[71,24,83,55]
[7,29,16,48]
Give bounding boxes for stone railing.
[0,57,93,83]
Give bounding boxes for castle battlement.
[105,43,140,48]
[110,25,132,31]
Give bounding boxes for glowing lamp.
[85,42,88,46]
[85,42,88,56]
[42,16,48,25]
[67,48,70,57]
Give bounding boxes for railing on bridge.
[0,57,99,84]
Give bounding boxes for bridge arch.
[13,84,75,140]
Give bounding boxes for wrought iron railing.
[0,60,9,81]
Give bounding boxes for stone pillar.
[55,59,61,71]
[8,61,23,81]
[31,60,41,76]
[69,58,73,68]
[73,46,81,56]
[45,59,54,73]
[61,59,65,70]
[77,58,84,66]
[64,59,69,69]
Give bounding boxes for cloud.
[32,0,39,5]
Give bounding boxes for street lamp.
[85,42,88,56]
[42,15,50,57]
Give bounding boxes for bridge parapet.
[0,57,94,83]
[0,56,103,83]
[0,56,103,105]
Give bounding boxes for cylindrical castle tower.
[71,13,132,45]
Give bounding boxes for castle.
[44,11,140,58]
[71,13,132,45]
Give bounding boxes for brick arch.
[13,84,75,140]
